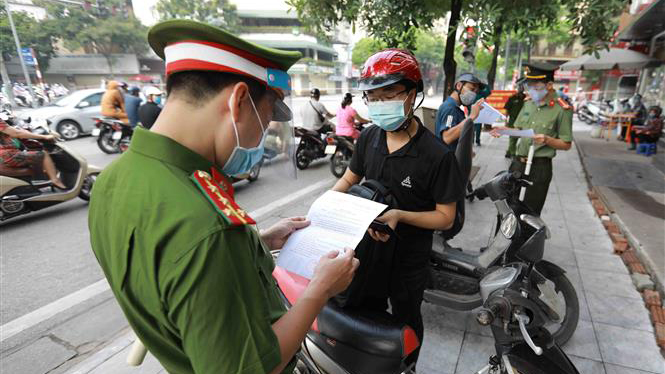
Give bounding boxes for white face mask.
[460,88,477,106]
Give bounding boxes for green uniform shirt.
[514,91,573,158]
[89,128,288,374]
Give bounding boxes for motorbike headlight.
[500,213,517,239]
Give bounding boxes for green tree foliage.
[286,0,444,50]
[37,1,148,77]
[0,6,56,70]
[351,37,385,67]
[155,0,238,28]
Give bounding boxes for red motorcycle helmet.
[358,49,424,93]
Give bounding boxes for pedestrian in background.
[504,84,526,158]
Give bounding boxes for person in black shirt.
[138,87,163,129]
[332,49,465,368]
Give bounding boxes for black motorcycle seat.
[317,301,417,358]
[433,246,481,268]
[273,266,418,359]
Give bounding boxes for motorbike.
[0,137,102,221]
[327,124,366,178]
[425,171,579,346]
[92,117,134,154]
[1,92,11,112]
[294,126,334,170]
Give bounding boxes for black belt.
[517,157,552,164]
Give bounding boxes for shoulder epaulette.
[557,98,572,110]
[190,170,255,226]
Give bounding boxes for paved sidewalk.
[22,127,664,374]
[572,122,665,292]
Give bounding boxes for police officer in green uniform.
[492,62,573,215]
[88,20,358,374]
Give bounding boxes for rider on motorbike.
[335,92,369,140]
[332,48,466,367]
[0,118,65,189]
[302,88,335,134]
[101,81,129,123]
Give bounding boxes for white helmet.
[145,86,162,96]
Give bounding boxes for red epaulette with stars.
[190,169,256,226]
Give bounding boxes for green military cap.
[148,19,302,120]
[148,19,302,87]
[521,62,558,83]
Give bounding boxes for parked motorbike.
[0,137,101,221]
[0,92,11,112]
[92,117,134,154]
[294,126,334,170]
[426,171,579,345]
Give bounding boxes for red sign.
[485,90,516,115]
[555,70,581,81]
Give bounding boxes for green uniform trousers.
[509,157,553,215]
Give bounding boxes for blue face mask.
[528,87,547,103]
[367,99,408,132]
[154,96,162,105]
[222,93,267,177]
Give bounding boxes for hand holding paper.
[276,190,387,279]
[494,128,535,138]
[475,102,506,124]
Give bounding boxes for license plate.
[324,145,337,154]
[112,131,122,140]
[91,128,100,136]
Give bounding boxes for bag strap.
[362,179,392,201]
[309,101,325,120]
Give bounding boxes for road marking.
[0,177,335,343]
[0,279,110,342]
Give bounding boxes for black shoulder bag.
[335,180,399,308]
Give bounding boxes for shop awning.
[559,48,660,70]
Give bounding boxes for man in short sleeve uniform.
[506,63,573,215]
[89,20,358,374]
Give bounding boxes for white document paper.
[276,190,387,279]
[476,102,506,124]
[496,128,535,138]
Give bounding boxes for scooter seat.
[317,301,418,358]
[273,266,418,359]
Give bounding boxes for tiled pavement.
[62,124,664,374]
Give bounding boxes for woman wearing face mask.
[332,48,466,368]
[491,62,574,215]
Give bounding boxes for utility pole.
[4,0,38,108]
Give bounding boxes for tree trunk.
[487,22,503,90]
[443,0,463,98]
